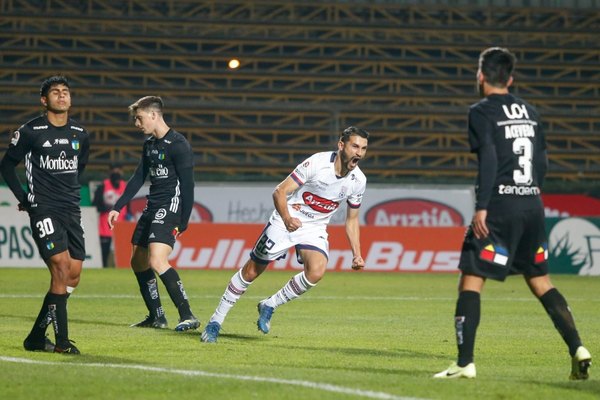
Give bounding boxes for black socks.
[28,292,54,340]
[159,268,193,320]
[539,288,582,357]
[134,269,164,318]
[455,290,481,367]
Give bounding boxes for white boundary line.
[0,356,428,400]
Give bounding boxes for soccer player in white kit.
[201,126,369,342]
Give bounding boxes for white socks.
[263,271,315,308]
[210,269,251,325]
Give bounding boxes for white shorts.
[250,222,329,265]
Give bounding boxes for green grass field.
[0,268,598,399]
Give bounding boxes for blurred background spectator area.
[0,0,598,190]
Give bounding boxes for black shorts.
[29,207,86,261]
[132,208,180,248]
[458,207,548,281]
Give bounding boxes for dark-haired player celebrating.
[108,96,199,332]
[201,126,369,343]
[0,75,90,354]
[434,47,591,380]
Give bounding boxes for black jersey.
[2,115,90,210]
[114,128,195,229]
[468,93,547,213]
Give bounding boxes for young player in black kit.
[108,96,199,332]
[0,75,89,354]
[434,48,591,380]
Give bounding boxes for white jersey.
[270,151,367,228]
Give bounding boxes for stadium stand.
[0,0,598,182]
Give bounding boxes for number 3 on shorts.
[36,217,55,238]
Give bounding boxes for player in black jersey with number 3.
[108,96,199,332]
[434,48,591,380]
[0,75,90,354]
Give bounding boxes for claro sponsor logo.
[128,198,213,222]
[168,239,459,272]
[365,199,464,227]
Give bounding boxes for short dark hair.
[40,75,70,97]
[340,126,370,143]
[479,47,516,88]
[128,96,164,116]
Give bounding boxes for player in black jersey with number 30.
[0,75,90,354]
[108,96,199,332]
[434,48,591,380]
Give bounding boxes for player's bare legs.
[47,251,72,294]
[131,244,149,272]
[524,274,553,297]
[66,258,82,292]
[240,258,270,282]
[300,249,328,284]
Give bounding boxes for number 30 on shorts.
[35,217,55,238]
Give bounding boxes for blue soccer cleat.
[257,301,274,334]
[200,321,221,343]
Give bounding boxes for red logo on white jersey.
[302,192,339,213]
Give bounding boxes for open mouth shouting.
[348,156,361,169]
